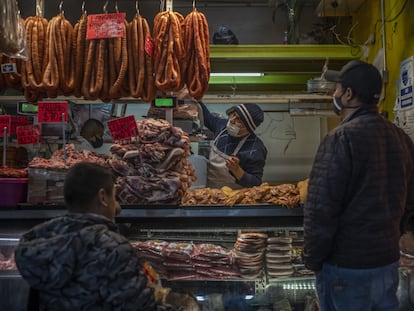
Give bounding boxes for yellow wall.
[352,0,414,119]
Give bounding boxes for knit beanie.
[227,103,264,133]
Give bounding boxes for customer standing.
[199,102,267,189]
[303,60,414,310]
[15,162,156,310]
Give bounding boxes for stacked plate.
[233,232,268,279]
[265,236,294,279]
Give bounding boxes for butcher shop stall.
[2,0,414,310]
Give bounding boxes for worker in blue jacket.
[199,102,267,189]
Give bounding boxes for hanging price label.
[145,35,154,57]
[0,115,11,137]
[1,63,17,74]
[86,13,126,39]
[37,101,69,123]
[107,116,138,141]
[16,124,42,145]
[10,116,30,135]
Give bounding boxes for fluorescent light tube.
[210,72,264,77]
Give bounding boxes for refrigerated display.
[0,204,316,310]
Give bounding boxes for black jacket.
[15,213,155,311]
[303,107,414,271]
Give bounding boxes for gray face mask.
[226,120,243,137]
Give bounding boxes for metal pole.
[62,113,66,165]
[2,127,6,167]
[381,0,388,83]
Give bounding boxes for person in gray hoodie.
[15,162,156,311]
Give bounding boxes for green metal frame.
[207,44,361,93]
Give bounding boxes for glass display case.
[0,234,30,311]
[0,204,316,310]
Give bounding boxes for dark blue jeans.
[316,261,399,311]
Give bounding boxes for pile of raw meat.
[28,118,196,205]
[109,118,196,204]
[131,240,239,281]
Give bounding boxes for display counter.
[0,204,316,310]
[0,204,304,229]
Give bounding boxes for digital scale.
[153,97,177,108]
[17,102,38,115]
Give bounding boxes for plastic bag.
[0,0,27,60]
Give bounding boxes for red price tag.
[107,116,138,141]
[16,124,42,145]
[86,13,126,39]
[145,35,154,57]
[10,116,30,135]
[37,101,68,123]
[0,115,11,137]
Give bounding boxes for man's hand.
[226,156,244,180]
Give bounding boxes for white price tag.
[1,63,17,74]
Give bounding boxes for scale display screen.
[153,97,177,108]
[17,102,38,115]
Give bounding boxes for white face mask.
[226,120,243,137]
[332,95,343,115]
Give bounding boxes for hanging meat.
[183,9,210,100]
[153,10,186,93]
[72,13,88,98]
[42,13,75,98]
[20,15,48,102]
[81,20,128,102]
[106,20,129,101]
[127,13,155,102]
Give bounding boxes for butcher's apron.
[207,130,248,189]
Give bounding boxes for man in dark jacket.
[199,102,267,189]
[303,60,414,310]
[15,162,156,310]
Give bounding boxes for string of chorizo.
[21,16,47,101]
[184,9,210,100]
[108,20,128,99]
[42,14,74,98]
[153,11,186,93]
[73,13,87,98]
[127,14,145,98]
[141,17,155,102]
[127,14,155,101]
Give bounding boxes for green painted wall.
[352,0,413,119]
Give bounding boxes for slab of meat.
[113,118,195,204]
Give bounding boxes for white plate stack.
[265,236,294,279]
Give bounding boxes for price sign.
[86,13,126,39]
[1,63,17,73]
[145,35,154,57]
[107,116,138,141]
[0,115,11,137]
[37,101,68,123]
[16,124,41,145]
[10,116,30,134]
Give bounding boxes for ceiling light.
[210,72,264,77]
